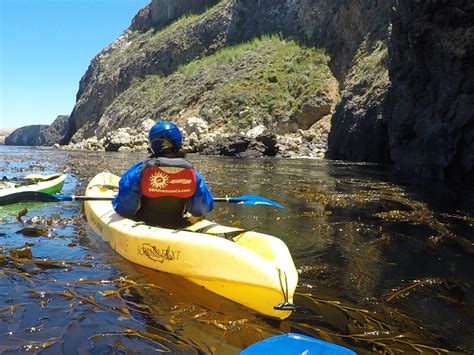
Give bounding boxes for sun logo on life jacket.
[150,171,169,190]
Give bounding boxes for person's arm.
[112,162,143,218]
[188,170,214,217]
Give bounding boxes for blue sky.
[0,0,150,129]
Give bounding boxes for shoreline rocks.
[56,117,329,159]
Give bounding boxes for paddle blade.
[0,191,62,206]
[216,195,284,208]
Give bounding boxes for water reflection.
[0,146,472,353]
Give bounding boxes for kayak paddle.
[0,191,284,208]
[0,191,112,206]
[213,195,284,208]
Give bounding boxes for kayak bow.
[0,173,66,205]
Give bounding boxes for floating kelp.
[11,213,84,243]
[88,328,207,354]
[0,303,26,313]
[298,263,330,276]
[16,208,28,222]
[386,277,470,304]
[373,193,474,255]
[9,257,93,269]
[10,245,33,259]
[294,187,351,208]
[3,245,93,272]
[0,270,215,353]
[386,278,443,302]
[292,292,456,354]
[16,227,49,237]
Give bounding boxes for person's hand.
[184,213,203,224]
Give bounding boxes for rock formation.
[5,125,49,146]
[38,115,70,146]
[3,115,69,147]
[328,0,473,182]
[0,128,15,145]
[130,0,220,32]
[386,1,473,182]
[62,0,387,146]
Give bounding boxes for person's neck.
[151,150,178,159]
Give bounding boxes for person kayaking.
[112,120,214,227]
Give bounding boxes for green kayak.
[0,173,66,198]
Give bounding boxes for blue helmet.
[148,121,183,154]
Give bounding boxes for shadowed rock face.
[327,36,392,163]
[385,0,474,182]
[38,115,70,146]
[5,125,49,146]
[327,0,473,182]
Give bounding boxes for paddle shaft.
[64,195,114,201]
[76,197,245,202]
[213,197,236,203]
[67,196,250,202]
[67,196,279,205]
[0,191,283,208]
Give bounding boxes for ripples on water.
[0,146,472,354]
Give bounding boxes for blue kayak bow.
[241,333,356,355]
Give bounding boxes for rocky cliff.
[39,115,70,146]
[329,0,473,182]
[0,128,15,145]
[55,0,471,181]
[63,0,388,143]
[386,0,473,181]
[5,125,49,146]
[4,115,69,146]
[130,0,220,32]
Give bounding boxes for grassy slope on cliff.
[345,39,389,97]
[101,35,333,134]
[103,1,228,72]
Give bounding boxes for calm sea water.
[0,146,473,354]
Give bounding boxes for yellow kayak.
[84,172,298,319]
